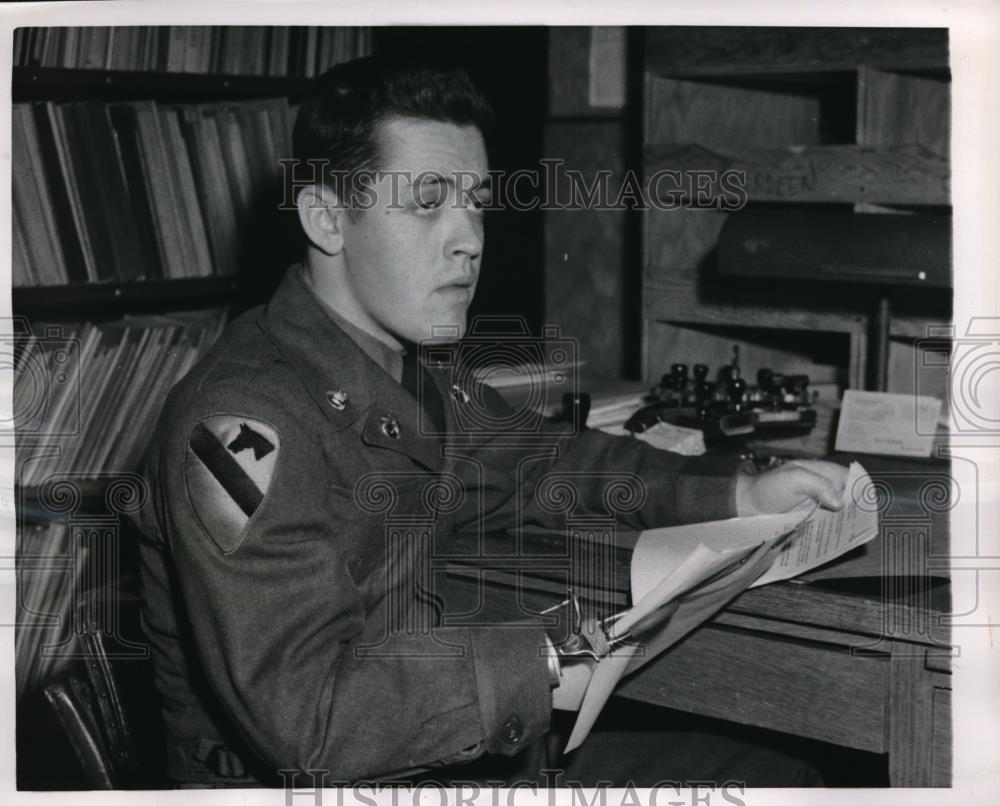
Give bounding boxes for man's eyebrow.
[407,173,493,192]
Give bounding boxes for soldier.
[135,57,847,788]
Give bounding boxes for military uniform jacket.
[136,265,747,784]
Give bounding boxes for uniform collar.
[261,264,445,473]
[312,293,405,385]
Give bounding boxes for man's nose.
[444,206,484,260]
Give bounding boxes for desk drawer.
[616,624,888,753]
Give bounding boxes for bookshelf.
[11,24,373,471]
[14,25,373,78]
[10,28,372,738]
[13,66,317,104]
[12,276,240,317]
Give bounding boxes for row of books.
[14,26,373,77]
[14,310,227,488]
[16,522,86,700]
[12,97,293,287]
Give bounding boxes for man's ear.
[296,184,348,256]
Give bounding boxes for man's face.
[337,115,489,347]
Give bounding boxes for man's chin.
[419,309,469,343]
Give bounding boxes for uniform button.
[501,715,524,744]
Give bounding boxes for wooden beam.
[645,74,820,148]
[645,143,950,205]
[643,275,868,334]
[646,27,948,76]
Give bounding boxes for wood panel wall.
[545,27,634,378]
[641,28,951,401]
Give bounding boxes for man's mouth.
[439,279,475,292]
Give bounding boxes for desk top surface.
[443,454,952,649]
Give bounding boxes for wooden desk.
[614,579,952,787]
[440,457,952,787]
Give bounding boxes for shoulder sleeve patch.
[185,415,281,554]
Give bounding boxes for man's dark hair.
[293,56,494,201]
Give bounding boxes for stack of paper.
[562,461,878,750]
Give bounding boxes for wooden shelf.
[642,279,868,335]
[12,66,315,103]
[645,143,950,206]
[17,479,117,524]
[645,27,949,77]
[716,209,952,289]
[12,277,240,316]
[641,28,952,394]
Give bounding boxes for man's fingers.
[794,468,844,510]
[741,462,850,516]
[787,460,848,487]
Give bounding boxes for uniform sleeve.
[452,384,752,533]
[151,385,552,781]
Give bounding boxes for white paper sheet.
[629,510,812,603]
[750,462,878,587]
[564,511,808,751]
[562,461,878,751]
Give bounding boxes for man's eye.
[413,185,447,210]
[468,193,491,213]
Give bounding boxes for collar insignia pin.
[326,390,349,411]
[380,414,401,440]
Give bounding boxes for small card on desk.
[835,390,942,458]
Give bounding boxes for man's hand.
[735,460,848,516]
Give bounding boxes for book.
[159,107,214,277]
[17,323,95,487]
[83,325,155,474]
[209,104,256,232]
[79,325,150,473]
[59,102,120,281]
[15,26,374,74]
[126,101,193,279]
[11,202,32,287]
[32,102,93,282]
[12,105,67,285]
[14,311,226,486]
[76,101,151,281]
[103,104,165,279]
[14,93,299,288]
[175,106,241,277]
[16,522,89,700]
[55,325,134,480]
[268,26,290,77]
[108,325,181,470]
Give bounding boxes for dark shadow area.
[374,26,548,335]
[559,696,891,787]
